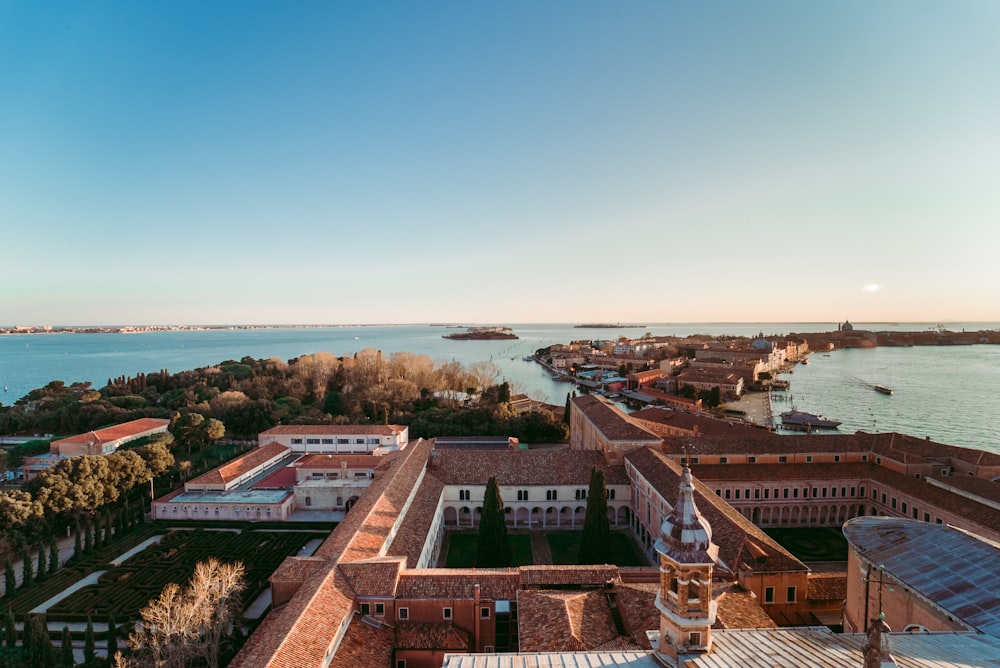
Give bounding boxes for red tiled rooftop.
[572,395,662,443]
[187,441,290,487]
[297,453,388,470]
[428,448,630,487]
[53,417,169,446]
[259,424,405,437]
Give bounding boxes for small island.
[443,326,518,340]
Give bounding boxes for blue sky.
[2,1,998,325]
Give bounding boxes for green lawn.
[764,527,849,562]
[444,532,533,568]
[547,531,647,566]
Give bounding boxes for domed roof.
[842,320,854,332]
[655,467,719,565]
[750,335,774,351]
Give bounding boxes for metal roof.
[843,517,1000,637]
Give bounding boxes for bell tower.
[654,466,719,659]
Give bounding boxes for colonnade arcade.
[442,502,632,529]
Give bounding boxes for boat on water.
[780,410,842,429]
[874,385,893,395]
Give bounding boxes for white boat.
[780,410,842,429]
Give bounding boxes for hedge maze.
[36,528,326,624]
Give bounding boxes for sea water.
[1,323,998,453]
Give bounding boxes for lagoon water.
[1,322,998,454]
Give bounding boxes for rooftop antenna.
[861,562,895,631]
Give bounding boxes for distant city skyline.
[2,1,999,326]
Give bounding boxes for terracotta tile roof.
[387,475,444,566]
[807,573,847,602]
[690,462,872,482]
[630,408,762,437]
[517,589,619,652]
[296,453,389,470]
[395,570,520,601]
[519,565,621,588]
[713,582,777,629]
[187,441,290,487]
[868,466,1000,532]
[270,556,327,586]
[625,447,807,575]
[253,466,297,489]
[259,425,405,437]
[337,559,404,598]
[395,622,471,650]
[428,448,630,486]
[312,439,434,563]
[230,440,433,668]
[53,417,169,447]
[328,616,394,668]
[614,582,659,649]
[572,395,663,443]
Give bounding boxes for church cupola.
[654,466,719,660]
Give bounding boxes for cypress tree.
[106,614,117,665]
[48,539,59,576]
[563,393,571,425]
[73,523,82,559]
[59,626,73,668]
[94,514,103,550]
[83,618,95,665]
[36,549,46,583]
[83,519,93,553]
[578,467,613,564]
[26,614,52,668]
[4,563,15,598]
[21,551,33,589]
[476,476,512,567]
[5,607,16,648]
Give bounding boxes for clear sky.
[2,1,998,326]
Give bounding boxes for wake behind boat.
[780,410,842,429]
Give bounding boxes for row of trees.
[475,468,612,568]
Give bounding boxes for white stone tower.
[654,466,719,659]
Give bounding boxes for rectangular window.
[734,489,740,500]
[778,456,787,463]
[786,586,796,603]
[725,489,731,500]
[306,438,320,444]
[689,631,702,646]
[831,487,836,498]
[764,587,774,603]
[810,488,816,498]
[924,512,930,522]
[481,606,490,619]
[754,488,760,499]
[690,457,699,464]
[361,603,370,616]
[720,457,728,464]
[862,455,868,462]
[859,486,864,497]
[834,455,840,462]
[792,488,798,499]
[396,661,406,668]
[821,488,827,498]
[763,488,770,499]
[337,438,349,444]
[806,456,812,463]
[443,607,452,620]
[369,438,380,445]
[375,603,385,617]
[748,456,756,464]
[291,438,303,444]
[912,507,918,519]
[744,488,750,499]
[783,488,789,499]
[715,489,721,497]
[321,438,334,444]
[356,438,365,444]
[398,607,409,620]
[881,493,887,504]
